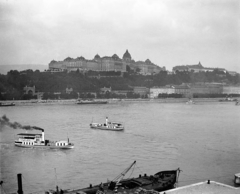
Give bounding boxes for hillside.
[0,65,48,75]
[0,69,239,100]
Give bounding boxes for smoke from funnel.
[0,115,43,131]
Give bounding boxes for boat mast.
[111,161,136,193]
[175,168,181,188]
[113,161,136,183]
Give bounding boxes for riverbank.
[0,97,239,106]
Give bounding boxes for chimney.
[106,117,108,125]
[42,130,45,142]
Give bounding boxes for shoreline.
[1,97,239,105]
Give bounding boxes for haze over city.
[0,0,239,72]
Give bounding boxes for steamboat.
[14,127,74,149]
[90,117,124,131]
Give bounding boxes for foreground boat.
[76,99,108,105]
[14,127,74,149]
[234,173,240,185]
[90,117,124,131]
[58,161,181,194]
[0,102,15,107]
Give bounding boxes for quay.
[1,97,240,106]
[159,180,239,194]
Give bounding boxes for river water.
[1,100,240,194]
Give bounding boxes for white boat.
[0,102,15,107]
[90,117,124,131]
[14,127,74,149]
[186,99,195,104]
[234,173,240,185]
[219,97,237,102]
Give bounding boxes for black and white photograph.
[0,0,240,193]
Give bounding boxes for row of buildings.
[48,50,238,76]
[23,83,240,100]
[49,50,165,75]
[113,84,240,98]
[172,62,238,76]
[149,84,240,98]
[100,83,240,98]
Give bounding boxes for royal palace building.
[48,50,165,75]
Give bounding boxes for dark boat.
[60,161,181,194]
[76,99,108,105]
[219,97,237,102]
[0,102,15,107]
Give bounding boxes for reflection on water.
[1,101,240,193]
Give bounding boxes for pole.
[17,174,23,194]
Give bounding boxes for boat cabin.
[14,128,74,149]
[17,133,43,141]
[55,140,72,147]
[15,133,45,146]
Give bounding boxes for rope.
[0,184,7,194]
[135,163,144,174]
[126,163,135,179]
[54,168,58,188]
[22,175,46,194]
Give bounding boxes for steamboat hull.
[90,126,124,131]
[14,143,74,149]
[76,101,108,105]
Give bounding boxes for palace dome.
[94,54,101,59]
[112,54,119,59]
[76,56,85,60]
[122,49,131,60]
[64,57,74,61]
[145,59,151,64]
[50,60,57,64]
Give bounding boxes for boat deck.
[159,180,239,194]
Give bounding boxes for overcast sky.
[0,0,239,71]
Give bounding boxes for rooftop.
[17,133,41,136]
[160,180,239,194]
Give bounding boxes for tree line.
[0,67,239,100]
